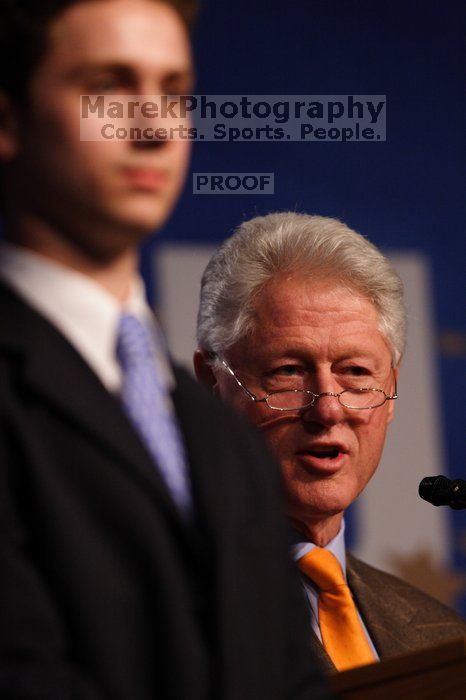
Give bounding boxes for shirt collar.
[0,242,174,393]
[291,519,347,580]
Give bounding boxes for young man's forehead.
[35,0,193,85]
[47,1,191,53]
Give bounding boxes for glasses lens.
[340,388,386,409]
[267,390,314,410]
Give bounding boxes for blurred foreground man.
[195,212,466,673]
[0,4,328,698]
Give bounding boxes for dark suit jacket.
[309,553,466,672]
[0,283,328,700]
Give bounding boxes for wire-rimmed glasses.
[217,357,398,411]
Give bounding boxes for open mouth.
[296,445,347,474]
[298,445,346,462]
[307,447,341,459]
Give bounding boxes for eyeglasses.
[217,357,398,411]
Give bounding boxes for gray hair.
[196,212,406,365]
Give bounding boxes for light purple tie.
[116,313,192,515]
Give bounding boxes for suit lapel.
[171,366,275,538]
[346,553,418,658]
[170,367,225,533]
[308,629,336,673]
[0,283,181,521]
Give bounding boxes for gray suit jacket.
[309,553,466,672]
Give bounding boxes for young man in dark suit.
[0,3,328,698]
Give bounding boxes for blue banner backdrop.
[143,0,466,615]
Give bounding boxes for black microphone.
[419,475,466,510]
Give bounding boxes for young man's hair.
[0,0,199,104]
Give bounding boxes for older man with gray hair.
[194,212,466,674]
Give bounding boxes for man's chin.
[59,212,161,263]
[287,492,349,524]
[108,198,175,235]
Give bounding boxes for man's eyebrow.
[162,67,196,89]
[66,62,195,85]
[65,62,135,82]
[334,351,383,366]
[336,349,377,358]
[260,350,382,367]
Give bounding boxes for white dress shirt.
[292,520,379,659]
[0,242,174,395]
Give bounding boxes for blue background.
[144,0,466,613]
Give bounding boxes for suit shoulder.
[347,552,466,627]
[171,364,282,481]
[173,364,264,438]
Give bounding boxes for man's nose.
[301,390,346,426]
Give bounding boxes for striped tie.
[116,313,192,515]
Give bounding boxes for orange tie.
[298,548,376,671]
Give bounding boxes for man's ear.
[0,92,19,161]
[193,349,218,390]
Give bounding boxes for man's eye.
[162,74,195,96]
[345,366,370,377]
[262,365,306,391]
[88,77,125,93]
[274,365,303,376]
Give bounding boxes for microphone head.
[419,475,452,506]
